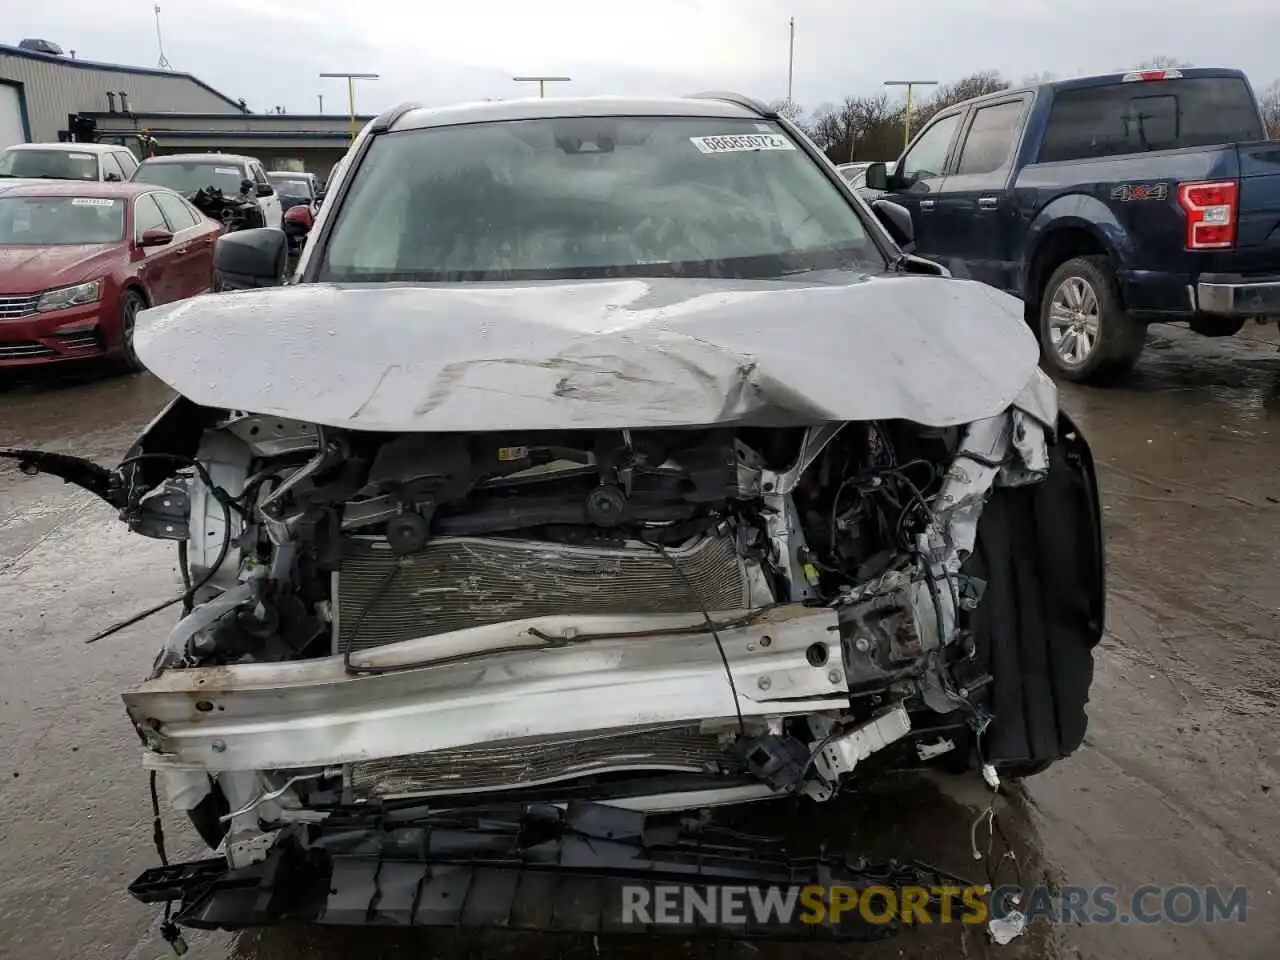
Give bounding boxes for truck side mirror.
[862,162,889,191]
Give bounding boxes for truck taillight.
[1121,69,1184,82]
[1177,180,1238,250]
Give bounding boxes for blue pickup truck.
[862,67,1280,383]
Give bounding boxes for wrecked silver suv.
[4,95,1104,939]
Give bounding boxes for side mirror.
[256,183,274,198]
[214,228,288,289]
[138,227,174,248]
[862,162,889,191]
[104,172,122,182]
[870,199,915,250]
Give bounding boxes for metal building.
[1,42,371,176]
[0,42,244,145]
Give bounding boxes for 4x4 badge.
[1111,183,1168,202]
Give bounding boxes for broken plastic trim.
[0,449,120,505]
[130,800,977,937]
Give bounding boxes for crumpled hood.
[135,273,1048,431]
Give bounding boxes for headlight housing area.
[37,280,104,313]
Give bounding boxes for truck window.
[899,113,961,183]
[954,101,1025,176]
[1038,76,1265,163]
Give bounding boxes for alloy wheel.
[1047,276,1101,367]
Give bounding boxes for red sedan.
[0,181,220,370]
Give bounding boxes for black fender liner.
[961,411,1106,768]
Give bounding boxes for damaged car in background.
[2,93,1104,943]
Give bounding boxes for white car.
[0,142,140,186]
[130,153,283,229]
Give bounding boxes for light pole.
[884,79,938,148]
[513,76,571,98]
[787,17,795,104]
[319,72,379,140]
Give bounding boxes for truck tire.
[1038,256,1146,384]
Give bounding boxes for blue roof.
[1045,66,1247,93]
[0,42,247,113]
[954,66,1251,112]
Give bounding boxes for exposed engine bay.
[0,380,1105,947]
[0,381,1091,875]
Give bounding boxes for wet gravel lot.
[1,323,1277,960]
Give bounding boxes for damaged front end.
[3,277,1105,936]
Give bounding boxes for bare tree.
[805,94,902,162]
[1260,80,1280,139]
[769,98,806,126]
[845,93,898,160]
[1133,55,1193,69]
[1020,71,1058,86]
[806,104,844,153]
[912,71,1010,128]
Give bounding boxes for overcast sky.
[9,0,1280,116]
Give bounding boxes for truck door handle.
[977,196,999,210]
[919,199,935,211]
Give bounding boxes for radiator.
[333,533,770,653]
[349,725,739,798]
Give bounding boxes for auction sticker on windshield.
[215,167,239,176]
[71,198,114,206]
[690,134,795,154]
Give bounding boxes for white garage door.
[0,84,27,149]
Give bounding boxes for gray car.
[5,93,1104,941]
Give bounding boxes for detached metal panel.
[0,47,243,142]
